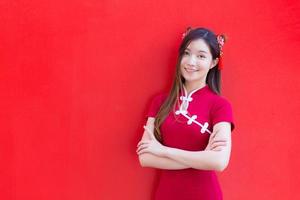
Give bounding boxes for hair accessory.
[216,34,226,70]
[182,26,193,39]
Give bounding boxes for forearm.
[164,147,225,171]
[139,153,190,170]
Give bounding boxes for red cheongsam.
[146,84,235,200]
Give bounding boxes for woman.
[136,27,235,200]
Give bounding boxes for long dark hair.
[153,27,226,143]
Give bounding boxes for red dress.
[146,85,235,200]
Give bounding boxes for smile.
[185,67,199,72]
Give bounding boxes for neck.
[184,81,207,95]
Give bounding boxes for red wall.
[1,0,300,199]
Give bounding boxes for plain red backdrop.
[1,0,300,199]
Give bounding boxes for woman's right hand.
[205,130,228,151]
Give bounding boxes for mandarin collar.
[181,84,209,97]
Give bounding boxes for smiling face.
[180,38,218,89]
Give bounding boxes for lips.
[185,67,199,72]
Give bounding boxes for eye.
[183,51,190,55]
[198,55,206,58]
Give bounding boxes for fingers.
[211,131,217,139]
[208,131,218,145]
[211,146,224,151]
[210,140,227,151]
[137,140,150,148]
[137,148,148,155]
[211,141,227,148]
[211,139,227,143]
[210,131,218,140]
[136,142,149,155]
[137,145,147,154]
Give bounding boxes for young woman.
[136,27,235,200]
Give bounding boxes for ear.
[210,58,219,69]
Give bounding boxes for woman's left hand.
[136,126,167,157]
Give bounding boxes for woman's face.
[180,38,218,85]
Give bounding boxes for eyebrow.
[185,48,208,54]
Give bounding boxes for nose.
[187,55,197,66]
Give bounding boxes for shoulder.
[146,91,168,118]
[210,95,234,118]
[205,89,233,108]
[209,93,235,131]
[212,95,232,108]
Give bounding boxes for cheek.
[179,66,185,75]
[199,61,211,69]
[179,60,185,67]
[179,62,185,70]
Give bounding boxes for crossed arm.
[137,117,232,171]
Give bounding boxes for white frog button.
[174,86,212,134]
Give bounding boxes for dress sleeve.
[146,93,166,118]
[210,97,235,131]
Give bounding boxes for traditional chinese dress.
[146,84,235,200]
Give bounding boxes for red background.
[1,0,300,199]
